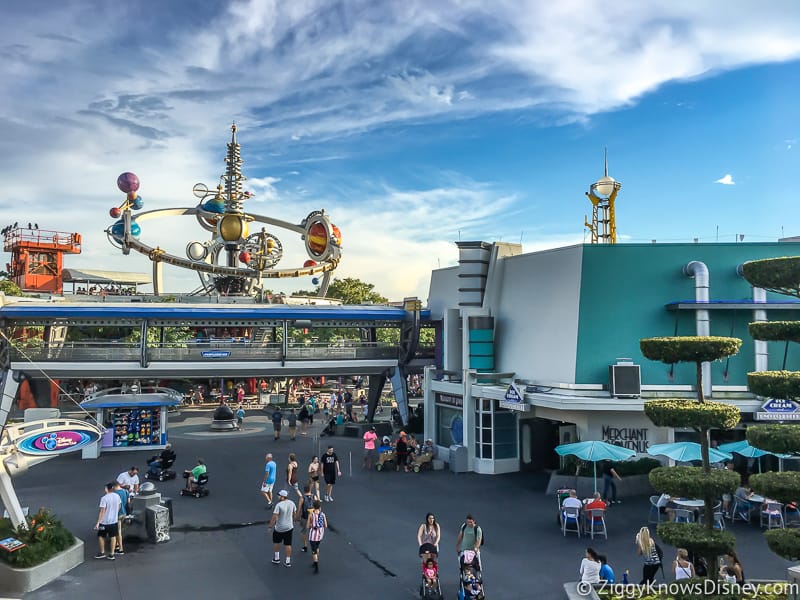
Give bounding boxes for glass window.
[436,406,462,446]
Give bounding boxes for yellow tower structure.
[584,149,621,244]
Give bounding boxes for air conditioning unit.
[609,360,641,398]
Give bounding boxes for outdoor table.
[674,499,705,508]
[750,494,765,504]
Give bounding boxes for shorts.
[261,482,274,493]
[273,423,282,432]
[323,470,337,485]
[364,448,377,460]
[310,475,319,482]
[310,540,321,553]
[419,543,438,556]
[272,528,293,546]
[289,481,299,493]
[98,522,119,538]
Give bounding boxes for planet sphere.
[117,172,140,194]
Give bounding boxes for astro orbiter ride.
[107,124,342,297]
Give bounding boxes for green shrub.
[670,577,743,600]
[0,509,75,568]
[764,528,800,561]
[746,424,800,455]
[750,471,800,505]
[649,466,740,498]
[749,321,800,343]
[640,337,742,364]
[656,522,735,558]
[644,399,740,430]
[748,371,800,400]
[741,257,800,295]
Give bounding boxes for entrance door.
[520,418,560,471]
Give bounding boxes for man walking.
[362,426,378,470]
[272,406,283,440]
[455,514,483,555]
[321,445,341,502]
[269,490,297,567]
[112,481,128,555]
[94,482,122,560]
[298,483,316,554]
[287,408,298,441]
[262,453,277,508]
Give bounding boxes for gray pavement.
[6,408,793,599]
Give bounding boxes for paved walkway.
[5,408,791,599]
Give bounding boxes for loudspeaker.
[609,364,641,397]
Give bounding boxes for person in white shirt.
[269,490,297,567]
[580,547,602,583]
[94,482,122,560]
[562,490,583,510]
[117,466,140,495]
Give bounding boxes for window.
[474,398,518,460]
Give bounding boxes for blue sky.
[1,0,799,300]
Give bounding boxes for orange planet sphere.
[303,259,317,268]
[331,224,342,246]
[307,222,328,255]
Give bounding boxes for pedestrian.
[112,481,128,556]
[455,514,483,554]
[94,482,122,560]
[287,453,300,497]
[396,433,410,472]
[308,456,321,498]
[580,547,601,584]
[635,526,661,584]
[602,460,622,504]
[116,466,140,496]
[417,513,441,559]
[272,406,283,440]
[236,404,245,430]
[262,453,277,508]
[321,445,341,502]
[598,554,615,583]
[269,490,296,567]
[307,498,327,574]
[236,384,245,406]
[298,404,309,436]
[287,408,297,440]
[298,483,316,554]
[344,392,354,422]
[362,426,378,469]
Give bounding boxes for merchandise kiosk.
[80,387,182,457]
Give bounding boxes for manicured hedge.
[748,371,800,400]
[750,472,800,505]
[764,528,800,561]
[749,321,800,343]
[746,424,800,455]
[657,522,735,558]
[741,257,800,296]
[640,336,742,364]
[649,466,740,499]
[644,399,741,430]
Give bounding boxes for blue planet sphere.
[111,220,141,242]
[133,196,144,210]
[312,277,320,285]
[203,198,225,213]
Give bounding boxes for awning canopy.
[63,268,151,286]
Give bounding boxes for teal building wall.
[575,243,800,387]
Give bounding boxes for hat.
[370,426,376,431]
[278,489,289,498]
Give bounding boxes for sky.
[1,0,799,302]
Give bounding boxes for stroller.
[419,554,443,599]
[320,417,337,437]
[458,550,485,600]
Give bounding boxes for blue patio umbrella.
[555,441,636,493]
[647,442,732,463]
[718,440,791,472]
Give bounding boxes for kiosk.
[80,387,182,458]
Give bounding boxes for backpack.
[460,522,485,547]
[301,494,313,520]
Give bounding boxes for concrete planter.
[0,537,83,594]
[564,582,600,600]
[546,473,654,498]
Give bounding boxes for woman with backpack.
[307,499,327,574]
[635,526,661,584]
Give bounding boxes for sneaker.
[116,549,124,555]
[284,561,291,568]
[301,546,308,553]
[94,553,106,559]
[106,555,116,561]
[324,495,329,502]
[328,496,333,502]
[272,558,280,564]
[313,562,319,574]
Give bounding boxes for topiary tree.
[641,336,742,578]
[743,257,800,561]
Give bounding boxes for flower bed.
[0,509,75,568]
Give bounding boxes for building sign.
[436,394,463,408]
[16,427,102,456]
[601,426,649,452]
[500,382,530,411]
[756,398,800,421]
[0,538,25,552]
[201,350,231,359]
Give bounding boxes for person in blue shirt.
[112,481,129,556]
[599,554,615,583]
[261,453,277,508]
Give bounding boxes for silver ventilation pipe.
[736,264,768,372]
[684,261,711,398]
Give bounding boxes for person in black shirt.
[321,446,341,502]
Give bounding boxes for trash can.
[449,445,468,473]
[145,504,170,543]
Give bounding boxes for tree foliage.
[644,399,740,430]
[750,472,800,505]
[640,336,742,364]
[749,321,800,343]
[764,529,800,561]
[0,279,25,296]
[746,424,800,455]
[741,257,800,298]
[656,522,735,560]
[649,466,740,499]
[748,370,800,400]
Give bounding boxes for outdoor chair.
[561,506,581,537]
[648,495,665,524]
[673,508,694,523]
[731,498,753,524]
[698,511,726,530]
[760,502,785,530]
[583,509,607,540]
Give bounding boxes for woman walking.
[417,513,441,560]
[635,526,661,584]
[308,456,321,498]
[287,453,300,498]
[307,499,328,574]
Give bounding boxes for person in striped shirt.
[306,499,328,574]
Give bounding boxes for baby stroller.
[458,550,485,600]
[419,555,443,599]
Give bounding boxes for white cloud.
[715,174,735,185]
